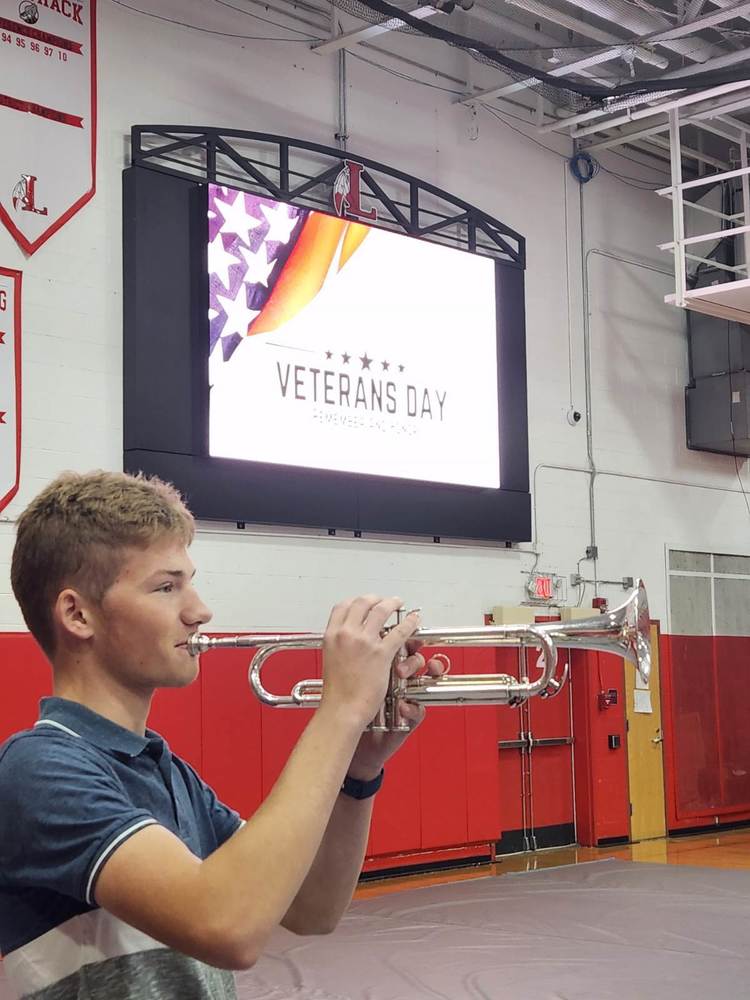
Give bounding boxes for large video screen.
[123,165,531,542]
[207,186,500,488]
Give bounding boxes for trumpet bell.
[537,579,650,686]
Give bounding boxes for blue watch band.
[340,768,384,800]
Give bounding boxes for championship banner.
[0,267,21,514]
[0,0,96,254]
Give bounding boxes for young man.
[0,470,445,1000]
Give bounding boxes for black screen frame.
[123,164,531,542]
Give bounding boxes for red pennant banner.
[0,0,96,254]
[0,92,83,127]
[0,268,21,515]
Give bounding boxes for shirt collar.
[36,697,166,758]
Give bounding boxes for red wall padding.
[9,628,742,858]
[661,634,750,828]
[0,634,501,866]
[714,637,750,810]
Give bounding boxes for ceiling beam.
[641,0,750,41]
[640,134,730,170]
[556,0,721,62]
[457,47,624,103]
[312,4,441,53]
[682,0,707,20]
[502,0,668,66]
[540,80,750,136]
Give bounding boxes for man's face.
[90,538,212,692]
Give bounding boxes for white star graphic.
[213,192,262,247]
[216,286,261,340]
[237,243,276,288]
[208,232,241,291]
[260,202,298,245]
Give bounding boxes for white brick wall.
[0,0,748,633]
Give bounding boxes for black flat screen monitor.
[123,166,531,542]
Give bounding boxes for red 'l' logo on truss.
[0,0,96,254]
[0,267,22,515]
[332,160,377,222]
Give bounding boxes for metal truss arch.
[131,125,525,267]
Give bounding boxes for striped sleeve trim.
[85,818,159,905]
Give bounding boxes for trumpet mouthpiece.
[186,633,211,656]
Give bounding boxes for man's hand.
[319,595,422,732]
[346,637,450,780]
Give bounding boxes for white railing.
[657,107,750,316]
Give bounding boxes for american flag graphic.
[208,186,370,363]
[208,187,307,362]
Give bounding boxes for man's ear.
[54,588,96,642]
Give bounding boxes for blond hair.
[11,470,195,656]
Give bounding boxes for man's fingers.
[363,596,405,637]
[398,700,426,728]
[426,653,451,677]
[396,651,426,679]
[341,594,391,627]
[396,651,451,679]
[382,610,421,656]
[325,598,354,632]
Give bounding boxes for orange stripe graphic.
[250,213,347,336]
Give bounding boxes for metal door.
[497,647,576,853]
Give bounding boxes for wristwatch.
[340,768,384,800]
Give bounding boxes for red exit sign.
[527,573,561,601]
[534,575,553,600]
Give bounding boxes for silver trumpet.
[186,580,651,732]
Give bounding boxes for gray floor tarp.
[2,860,748,999]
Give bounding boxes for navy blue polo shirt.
[0,697,242,1000]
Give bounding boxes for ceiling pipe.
[662,45,750,79]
